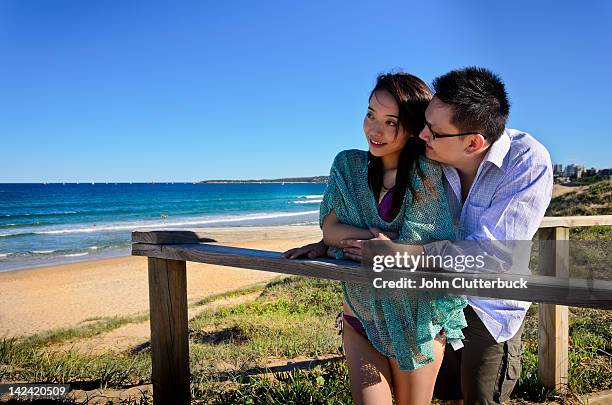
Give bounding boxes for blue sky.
[1,1,611,182]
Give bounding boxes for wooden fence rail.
[131,215,612,405]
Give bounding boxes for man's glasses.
[425,121,485,140]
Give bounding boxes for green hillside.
[547,180,612,216]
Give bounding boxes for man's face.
[419,97,471,167]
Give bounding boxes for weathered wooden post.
[148,257,190,404]
[537,226,569,390]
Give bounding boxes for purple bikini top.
[377,186,396,222]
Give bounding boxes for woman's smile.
[368,137,387,148]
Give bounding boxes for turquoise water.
[0,182,326,271]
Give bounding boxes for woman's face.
[363,90,408,160]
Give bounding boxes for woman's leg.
[342,303,394,405]
[389,335,446,405]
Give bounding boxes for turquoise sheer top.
[319,149,467,370]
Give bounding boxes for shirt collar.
[482,130,511,170]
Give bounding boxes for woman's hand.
[340,227,392,261]
[281,239,328,259]
[377,229,398,240]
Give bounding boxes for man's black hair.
[432,67,510,143]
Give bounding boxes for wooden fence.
[131,215,612,404]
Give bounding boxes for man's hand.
[340,227,392,261]
[281,239,328,260]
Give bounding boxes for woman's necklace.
[381,167,397,191]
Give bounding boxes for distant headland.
[199,176,328,184]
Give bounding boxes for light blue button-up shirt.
[425,128,553,342]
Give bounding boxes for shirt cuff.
[423,240,450,259]
[449,339,464,350]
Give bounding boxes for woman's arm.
[321,210,374,248]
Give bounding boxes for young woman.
[283,72,467,405]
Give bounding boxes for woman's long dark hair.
[367,72,434,219]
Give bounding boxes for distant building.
[565,164,585,179]
[553,163,564,176]
[584,168,598,177]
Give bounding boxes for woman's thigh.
[342,303,394,405]
[389,336,446,405]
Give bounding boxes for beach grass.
[188,277,343,372]
[191,281,272,307]
[0,336,151,387]
[20,314,150,348]
[546,179,611,217]
[1,276,610,404]
[513,304,612,403]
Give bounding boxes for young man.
[282,67,553,404]
[415,67,552,404]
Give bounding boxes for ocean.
[0,182,326,272]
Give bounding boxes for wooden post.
[537,226,569,390]
[148,258,190,404]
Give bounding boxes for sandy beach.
[0,225,322,339]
